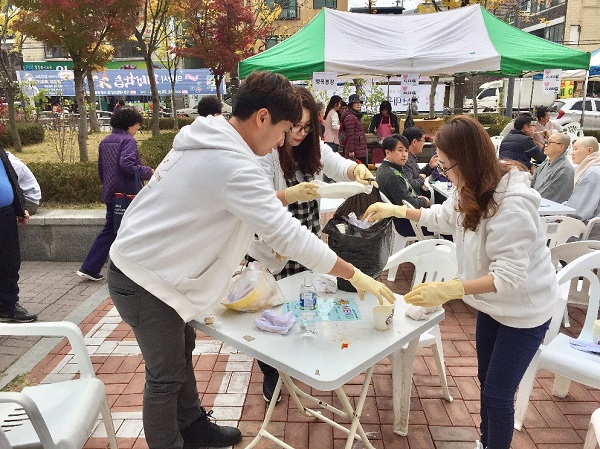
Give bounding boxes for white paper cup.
[373,305,394,331]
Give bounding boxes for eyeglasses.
[546,140,562,146]
[290,123,312,134]
[437,161,457,176]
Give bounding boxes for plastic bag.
[221,262,285,312]
[323,188,393,292]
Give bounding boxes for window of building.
[544,23,564,44]
[568,25,580,45]
[112,41,143,59]
[267,0,299,19]
[44,45,69,59]
[313,0,337,9]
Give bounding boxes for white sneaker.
[474,440,484,449]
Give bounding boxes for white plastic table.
[431,181,576,215]
[190,273,444,448]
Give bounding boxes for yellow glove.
[353,164,378,188]
[362,203,407,222]
[347,267,396,305]
[284,182,320,204]
[404,279,464,308]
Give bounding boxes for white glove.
[362,203,407,222]
[353,164,378,188]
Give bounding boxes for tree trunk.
[453,74,465,115]
[145,54,161,136]
[429,76,439,119]
[353,78,365,102]
[6,88,22,152]
[87,70,100,133]
[214,74,222,102]
[170,81,178,130]
[74,67,89,162]
[230,65,240,109]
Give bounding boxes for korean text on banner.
[312,72,338,91]
[543,69,562,95]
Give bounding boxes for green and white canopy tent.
[239,5,590,80]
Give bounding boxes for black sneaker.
[76,269,104,281]
[263,371,282,404]
[181,408,242,449]
[0,303,38,323]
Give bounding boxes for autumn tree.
[135,0,170,136]
[175,0,275,100]
[0,2,25,151]
[14,0,143,161]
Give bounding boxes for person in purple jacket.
[77,107,153,281]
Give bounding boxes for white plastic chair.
[0,322,118,449]
[550,240,600,327]
[562,121,582,136]
[540,215,587,248]
[584,217,600,240]
[514,250,600,431]
[490,135,503,157]
[584,408,600,449]
[423,176,436,206]
[384,239,457,402]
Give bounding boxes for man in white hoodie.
[107,71,394,449]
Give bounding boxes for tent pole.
[387,76,391,100]
[580,70,589,133]
[517,77,523,112]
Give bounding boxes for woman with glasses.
[363,115,559,449]
[247,86,375,404]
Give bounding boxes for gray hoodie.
[110,115,338,322]
[419,169,559,328]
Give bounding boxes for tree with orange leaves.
[14,0,143,161]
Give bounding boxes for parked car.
[176,101,232,118]
[549,97,600,130]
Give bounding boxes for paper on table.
[569,338,600,355]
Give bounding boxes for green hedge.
[583,130,600,140]
[138,132,177,167]
[29,162,101,204]
[141,117,194,131]
[0,122,45,147]
[475,114,511,136]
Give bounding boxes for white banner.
[400,73,420,87]
[312,72,338,91]
[543,69,562,95]
[388,84,445,113]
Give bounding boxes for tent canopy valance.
[239,5,590,80]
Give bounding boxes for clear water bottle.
[299,277,317,310]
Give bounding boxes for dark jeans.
[108,262,201,449]
[476,312,549,449]
[323,143,339,183]
[81,205,116,275]
[0,205,20,314]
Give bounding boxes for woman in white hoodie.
[248,87,376,403]
[364,116,559,449]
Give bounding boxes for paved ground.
[0,261,107,381]
[2,261,599,449]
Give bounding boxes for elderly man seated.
[499,114,546,172]
[565,136,600,239]
[530,133,574,203]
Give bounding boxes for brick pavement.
[6,263,599,449]
[0,261,106,376]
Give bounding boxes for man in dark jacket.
[341,94,367,163]
[499,115,546,172]
[402,127,427,194]
[0,146,37,322]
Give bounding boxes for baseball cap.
[348,94,363,104]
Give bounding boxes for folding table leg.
[390,336,420,436]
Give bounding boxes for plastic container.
[300,277,317,310]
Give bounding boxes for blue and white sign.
[16,69,222,96]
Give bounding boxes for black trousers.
[0,205,20,314]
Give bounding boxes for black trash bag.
[322,188,393,292]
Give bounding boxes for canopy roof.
[239,5,590,80]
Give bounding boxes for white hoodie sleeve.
[221,166,337,275]
[418,194,457,236]
[320,141,353,182]
[484,206,539,293]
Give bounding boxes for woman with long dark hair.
[364,115,559,449]
[323,95,342,153]
[248,86,375,403]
